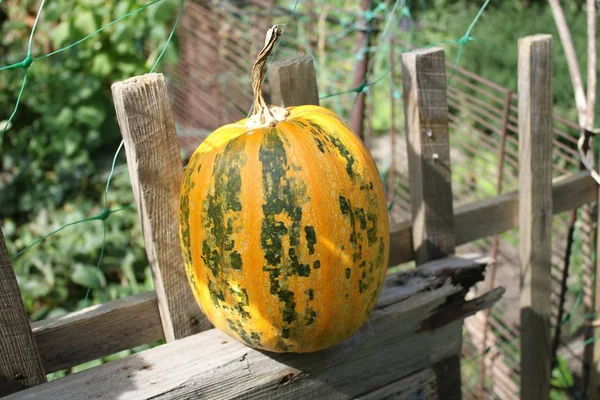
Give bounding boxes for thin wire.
[105,141,126,206]
[27,0,47,55]
[83,0,185,304]
[83,222,107,304]
[0,71,27,140]
[150,0,185,73]
[7,0,181,263]
[34,0,165,61]
[454,0,491,66]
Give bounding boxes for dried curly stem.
[245,25,290,130]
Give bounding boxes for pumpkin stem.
[245,25,290,130]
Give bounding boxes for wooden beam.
[518,34,553,400]
[390,170,596,266]
[111,73,210,341]
[31,292,162,373]
[0,229,46,396]
[7,257,503,400]
[267,55,320,107]
[402,47,461,399]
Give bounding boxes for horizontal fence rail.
[29,170,596,373]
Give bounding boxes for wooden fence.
[0,36,596,399]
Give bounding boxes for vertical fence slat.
[402,47,461,400]
[518,34,553,400]
[267,55,320,107]
[0,229,46,396]
[402,47,456,264]
[112,73,210,342]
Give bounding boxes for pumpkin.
[179,25,390,353]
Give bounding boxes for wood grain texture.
[267,56,320,107]
[0,229,46,396]
[111,73,210,341]
[402,47,462,399]
[518,34,553,400]
[31,292,163,373]
[402,47,455,266]
[18,172,592,375]
[6,257,503,400]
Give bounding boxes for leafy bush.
[413,0,593,120]
[0,0,178,219]
[3,166,153,320]
[0,0,179,317]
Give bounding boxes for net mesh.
[0,0,595,396]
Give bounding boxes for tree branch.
[548,0,588,126]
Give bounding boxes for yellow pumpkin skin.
[179,105,390,353]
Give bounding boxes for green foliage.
[0,0,178,219]
[0,0,179,322]
[3,168,153,321]
[413,0,593,121]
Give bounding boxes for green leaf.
[111,24,136,44]
[46,307,68,319]
[50,22,71,49]
[149,0,177,23]
[71,264,106,289]
[18,275,50,298]
[74,10,98,36]
[551,356,574,389]
[54,108,74,128]
[75,105,106,128]
[70,358,103,373]
[90,53,113,77]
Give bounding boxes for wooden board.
[111,73,210,341]
[402,47,462,399]
[518,34,553,400]
[402,47,455,266]
[31,292,162,373]
[0,229,46,396]
[8,257,503,400]
[267,56,320,107]
[23,171,594,374]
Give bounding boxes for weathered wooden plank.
[356,368,437,400]
[111,73,210,341]
[19,171,592,374]
[6,257,503,400]
[390,170,596,266]
[402,47,455,266]
[267,55,320,107]
[518,34,553,400]
[402,47,462,399]
[31,292,162,373]
[0,229,46,396]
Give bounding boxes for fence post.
[112,73,211,342]
[402,47,461,399]
[267,55,320,107]
[0,228,46,396]
[518,34,553,400]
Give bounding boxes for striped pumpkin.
[179,26,389,353]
